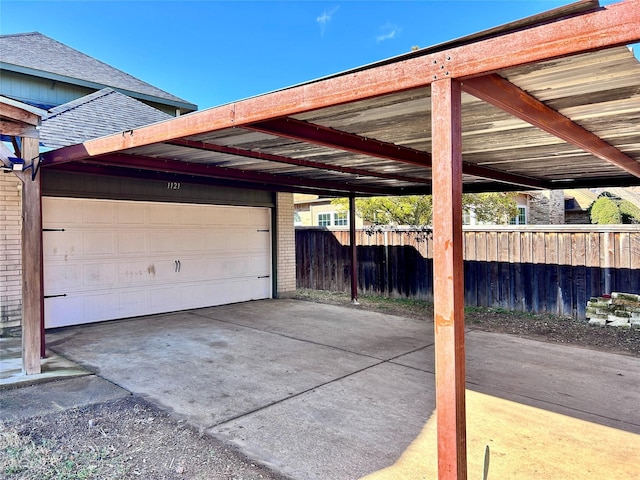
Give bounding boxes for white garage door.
[43,197,272,328]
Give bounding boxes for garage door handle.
[258,275,270,279]
[44,294,67,299]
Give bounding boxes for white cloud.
[376,23,400,43]
[317,6,340,35]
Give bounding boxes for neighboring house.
[0,32,196,115]
[1,32,296,333]
[294,194,364,228]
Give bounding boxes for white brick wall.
[0,174,23,329]
[276,192,296,297]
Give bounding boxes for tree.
[619,200,640,224]
[462,192,519,224]
[590,196,622,224]
[332,192,518,226]
[332,195,432,225]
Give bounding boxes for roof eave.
[0,62,198,113]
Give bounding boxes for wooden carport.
[31,1,640,478]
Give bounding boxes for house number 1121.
[167,182,181,190]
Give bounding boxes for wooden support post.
[431,78,467,479]
[349,194,359,304]
[18,136,43,375]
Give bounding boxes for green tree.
[590,196,622,224]
[332,192,518,226]
[619,200,640,224]
[462,192,519,224]
[332,195,432,225]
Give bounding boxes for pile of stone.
[586,292,640,327]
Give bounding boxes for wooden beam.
[0,102,40,126]
[77,154,394,196]
[247,118,432,167]
[40,1,639,166]
[431,78,467,480]
[462,73,640,179]
[168,138,432,185]
[349,195,358,304]
[248,118,545,188]
[18,137,43,375]
[0,121,38,138]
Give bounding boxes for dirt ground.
[1,291,638,479]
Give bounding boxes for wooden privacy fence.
[295,226,640,319]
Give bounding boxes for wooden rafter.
[462,73,640,179]
[168,138,432,185]
[248,118,545,188]
[77,154,395,196]
[247,118,432,166]
[40,1,640,171]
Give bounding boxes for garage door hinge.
[257,229,270,232]
[43,228,65,232]
[258,275,270,279]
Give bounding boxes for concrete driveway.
[45,299,640,479]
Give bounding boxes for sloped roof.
[0,32,196,112]
[40,88,172,149]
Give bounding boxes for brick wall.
[528,190,565,224]
[0,174,22,330]
[276,192,296,297]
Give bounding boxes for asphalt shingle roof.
[0,32,195,110]
[40,88,172,149]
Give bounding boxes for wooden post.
[349,194,359,304]
[431,78,467,479]
[18,136,43,375]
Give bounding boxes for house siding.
[0,70,94,110]
[0,174,23,330]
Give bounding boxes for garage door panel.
[83,231,115,255]
[45,296,83,327]
[116,202,146,224]
[44,231,78,259]
[83,262,117,287]
[82,200,114,224]
[178,205,205,226]
[119,289,150,317]
[84,292,120,321]
[117,232,147,254]
[206,231,228,251]
[44,263,82,293]
[43,198,81,224]
[149,230,178,253]
[44,198,272,328]
[179,230,206,252]
[148,204,181,224]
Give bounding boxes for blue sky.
[0,1,622,109]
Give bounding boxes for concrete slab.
[392,329,640,433]
[0,375,129,422]
[46,307,391,428]
[38,299,640,480]
[1,336,91,388]
[213,362,436,480]
[363,390,640,480]
[196,300,433,359]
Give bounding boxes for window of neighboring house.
[317,213,332,226]
[333,212,348,226]
[509,207,527,225]
[294,212,302,226]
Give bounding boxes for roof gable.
[40,88,172,149]
[0,32,196,112]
